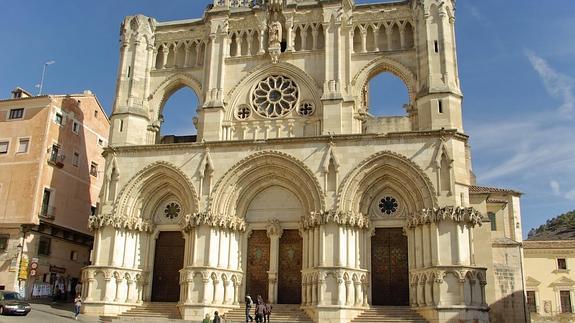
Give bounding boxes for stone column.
[233,282,240,305]
[161,44,169,69]
[354,281,362,306]
[85,277,95,302]
[311,280,317,305]
[114,276,123,302]
[103,276,112,302]
[337,274,345,306]
[345,279,352,305]
[266,220,283,304]
[202,277,211,304]
[286,18,294,52]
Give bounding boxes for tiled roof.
[523,240,575,249]
[468,185,522,195]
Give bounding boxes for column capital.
[266,219,283,238]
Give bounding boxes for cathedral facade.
[82,1,527,322]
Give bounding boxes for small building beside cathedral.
[0,88,109,299]
[82,1,528,322]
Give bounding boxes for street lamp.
[37,60,55,96]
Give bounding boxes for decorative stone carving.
[302,210,370,230]
[120,15,156,45]
[266,219,283,238]
[406,206,483,229]
[179,212,246,232]
[252,75,299,118]
[88,213,153,232]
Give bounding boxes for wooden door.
[151,231,184,302]
[371,228,409,306]
[246,230,270,301]
[278,229,302,304]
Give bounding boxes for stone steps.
[114,302,181,321]
[350,306,428,323]
[223,304,313,323]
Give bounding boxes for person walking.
[202,313,211,323]
[264,302,272,323]
[245,295,254,322]
[213,311,222,323]
[255,298,266,323]
[73,294,82,320]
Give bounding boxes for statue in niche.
[268,18,282,63]
[269,20,282,47]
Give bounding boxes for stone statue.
[269,20,282,47]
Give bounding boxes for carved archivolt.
[406,206,483,229]
[110,161,199,228]
[208,150,324,219]
[301,210,370,230]
[336,151,437,216]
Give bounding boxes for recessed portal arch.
[208,150,324,219]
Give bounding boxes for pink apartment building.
[0,88,109,299]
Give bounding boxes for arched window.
[159,86,199,143]
[365,72,409,116]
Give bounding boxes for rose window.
[252,75,299,118]
[379,197,398,215]
[236,105,251,120]
[164,202,181,219]
[297,102,315,117]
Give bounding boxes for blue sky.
[1,1,574,236]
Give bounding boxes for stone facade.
[0,88,109,298]
[524,240,575,322]
[82,1,527,322]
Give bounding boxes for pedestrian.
[202,313,211,323]
[255,298,266,323]
[264,302,272,323]
[245,295,254,322]
[213,310,222,323]
[73,294,82,320]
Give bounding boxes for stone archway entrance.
[246,230,271,301]
[371,228,409,305]
[151,231,185,302]
[278,229,303,304]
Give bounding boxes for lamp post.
[37,60,55,96]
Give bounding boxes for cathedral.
[82,0,528,322]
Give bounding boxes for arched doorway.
[245,185,303,304]
[371,228,408,305]
[151,231,185,302]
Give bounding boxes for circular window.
[164,202,181,219]
[236,105,251,120]
[297,102,315,117]
[252,75,299,118]
[378,197,398,215]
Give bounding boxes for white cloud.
[526,50,575,115]
[469,51,575,203]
